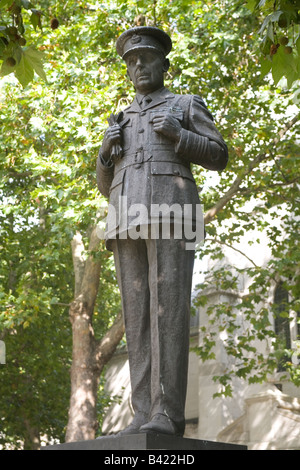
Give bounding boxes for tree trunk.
[65,299,99,442]
[65,228,124,443]
[23,418,41,450]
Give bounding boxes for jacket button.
[134,164,141,169]
[140,111,146,116]
[138,129,144,133]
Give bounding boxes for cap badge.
[131,34,142,44]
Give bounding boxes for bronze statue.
[96,26,228,437]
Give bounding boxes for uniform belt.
[114,149,189,173]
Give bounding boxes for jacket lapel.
[125,96,141,113]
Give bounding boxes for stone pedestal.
[41,433,247,450]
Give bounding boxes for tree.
[0,0,127,448]
[244,0,300,88]
[0,0,299,448]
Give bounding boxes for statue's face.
[125,50,169,95]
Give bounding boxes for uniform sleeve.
[175,95,228,171]
[96,149,114,198]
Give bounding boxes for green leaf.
[272,44,300,86]
[23,46,47,82]
[260,57,272,78]
[258,13,272,35]
[269,10,283,24]
[271,49,284,84]
[0,45,46,87]
[266,22,274,42]
[14,53,34,87]
[30,10,42,31]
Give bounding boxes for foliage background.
[0,0,299,448]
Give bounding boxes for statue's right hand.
[101,125,122,161]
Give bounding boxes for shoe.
[139,413,183,437]
[115,424,140,436]
[115,413,148,436]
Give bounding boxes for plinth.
[41,433,247,450]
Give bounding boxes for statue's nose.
[136,56,144,67]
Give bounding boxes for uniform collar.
[136,87,172,105]
[127,87,175,113]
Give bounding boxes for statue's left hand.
[152,113,182,143]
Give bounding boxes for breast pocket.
[149,109,184,146]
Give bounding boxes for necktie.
[141,95,152,109]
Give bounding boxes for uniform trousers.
[111,228,195,435]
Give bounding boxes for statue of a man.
[96,26,228,437]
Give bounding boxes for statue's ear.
[163,58,170,73]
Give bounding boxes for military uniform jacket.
[96,87,228,248]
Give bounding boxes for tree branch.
[94,311,125,370]
[205,237,258,267]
